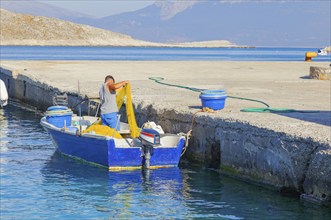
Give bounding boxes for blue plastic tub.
[45,106,73,128]
[199,90,227,110]
[47,105,68,111]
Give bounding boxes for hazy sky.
[38,0,154,17]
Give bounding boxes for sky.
[38,0,154,17]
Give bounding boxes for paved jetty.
[1,60,330,205]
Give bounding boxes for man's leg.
[101,113,120,130]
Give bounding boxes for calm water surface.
[1,104,331,219]
[1,46,330,62]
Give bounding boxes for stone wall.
[133,100,331,206]
[0,67,92,113]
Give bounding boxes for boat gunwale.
[40,116,112,141]
[40,117,186,147]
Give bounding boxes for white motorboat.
[317,49,328,56]
[0,79,8,108]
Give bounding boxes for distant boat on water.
[0,79,8,108]
[317,49,328,56]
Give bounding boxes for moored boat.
[317,49,328,56]
[41,98,188,171]
[0,79,8,108]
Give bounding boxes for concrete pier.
[1,60,330,206]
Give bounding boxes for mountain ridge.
[2,1,329,47]
[0,9,240,47]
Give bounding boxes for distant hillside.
[0,9,160,46]
[0,9,238,47]
[0,0,94,21]
[81,1,330,47]
[1,1,329,47]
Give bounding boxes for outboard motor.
[139,128,160,169]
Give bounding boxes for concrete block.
[309,66,331,80]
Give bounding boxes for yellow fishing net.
[116,83,140,138]
[83,124,122,139]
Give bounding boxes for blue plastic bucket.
[199,90,227,110]
[45,106,73,128]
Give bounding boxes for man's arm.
[107,80,129,91]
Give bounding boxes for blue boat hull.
[43,123,185,171]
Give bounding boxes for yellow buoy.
[305,52,317,61]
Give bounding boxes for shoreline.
[0,60,330,206]
[0,44,252,48]
[2,45,327,49]
[1,45,329,49]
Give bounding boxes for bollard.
[305,52,317,61]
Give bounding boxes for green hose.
[149,77,202,92]
[148,77,317,113]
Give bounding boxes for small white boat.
[0,79,8,108]
[317,49,328,56]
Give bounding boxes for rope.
[44,109,73,116]
[179,107,217,157]
[149,77,318,113]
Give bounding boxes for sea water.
[1,104,330,219]
[1,46,330,62]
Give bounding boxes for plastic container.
[47,105,68,111]
[199,90,227,110]
[66,126,78,133]
[45,106,73,128]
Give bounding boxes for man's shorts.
[101,112,120,130]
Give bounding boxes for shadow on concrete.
[300,76,311,79]
[188,105,330,127]
[274,111,331,127]
[189,105,202,110]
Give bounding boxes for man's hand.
[108,80,129,91]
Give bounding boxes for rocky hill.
[0,9,238,47]
[2,1,329,47]
[0,9,161,46]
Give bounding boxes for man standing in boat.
[99,75,129,129]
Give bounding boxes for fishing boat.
[0,79,8,108]
[40,85,189,171]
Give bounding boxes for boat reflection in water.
[41,152,189,219]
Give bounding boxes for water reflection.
[0,108,10,152]
[41,153,190,219]
[40,152,331,219]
